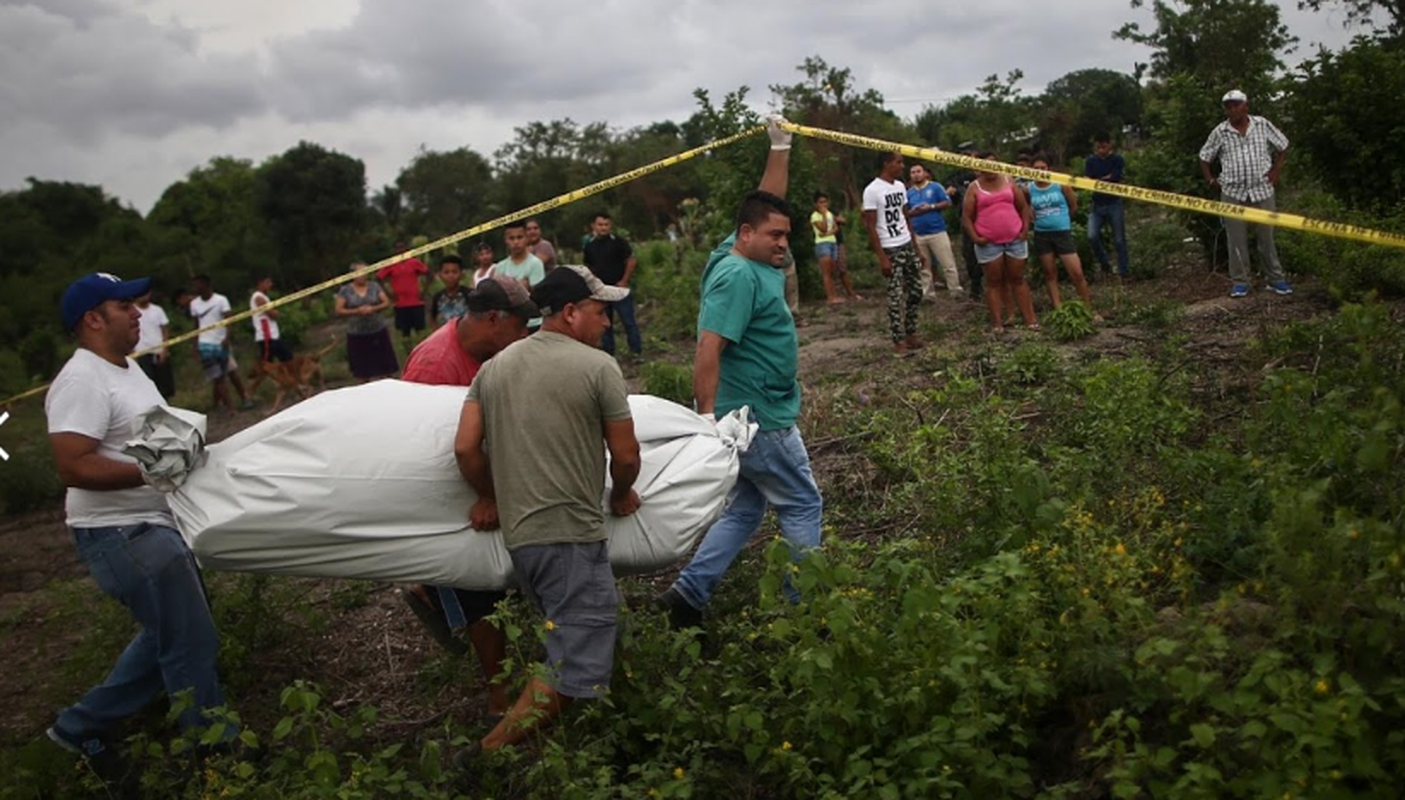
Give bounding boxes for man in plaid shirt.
[1199,89,1292,298]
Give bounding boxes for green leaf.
[1189,723,1216,748]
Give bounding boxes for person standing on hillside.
[453,265,640,760]
[190,275,254,412]
[45,273,234,783]
[584,212,642,358]
[378,241,431,339]
[1085,133,1131,280]
[811,192,843,304]
[429,255,472,327]
[1199,89,1292,298]
[906,162,964,301]
[250,275,292,363]
[945,143,984,300]
[655,116,824,630]
[962,154,1037,333]
[863,151,925,355]
[133,289,175,399]
[525,218,558,272]
[470,243,497,287]
[495,222,547,291]
[1027,153,1098,316]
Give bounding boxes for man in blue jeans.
[1085,132,1130,278]
[656,116,823,629]
[583,212,642,357]
[45,273,232,780]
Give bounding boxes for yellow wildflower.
[545,620,556,631]
[674,767,685,780]
[1315,679,1330,695]
[782,741,793,751]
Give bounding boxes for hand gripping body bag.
[163,380,753,589]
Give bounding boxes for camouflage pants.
[884,243,923,342]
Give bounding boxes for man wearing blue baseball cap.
[45,273,233,782]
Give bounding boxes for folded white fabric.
[167,381,753,589]
[122,406,208,492]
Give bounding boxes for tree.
[912,71,1039,164]
[1115,0,1295,95]
[395,146,494,241]
[147,157,277,287]
[1290,36,1405,210]
[769,56,908,213]
[1038,69,1144,161]
[1298,0,1405,37]
[1115,0,1297,252]
[256,142,367,282]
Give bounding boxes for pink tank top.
[973,180,1022,244]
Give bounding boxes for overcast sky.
[0,0,1357,213]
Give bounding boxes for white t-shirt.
[189,293,232,346]
[250,291,280,342]
[45,348,175,529]
[135,303,170,353]
[863,177,912,248]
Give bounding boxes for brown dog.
[246,336,339,412]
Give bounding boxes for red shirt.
[402,319,482,386]
[377,258,429,308]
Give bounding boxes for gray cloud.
[0,0,1355,210]
[0,0,263,141]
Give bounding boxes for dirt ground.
[0,263,1333,746]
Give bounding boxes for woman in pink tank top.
[961,153,1039,333]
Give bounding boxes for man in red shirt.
[377,240,431,340]
[400,275,538,721]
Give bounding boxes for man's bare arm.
[51,433,144,490]
[692,331,728,415]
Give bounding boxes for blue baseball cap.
[61,272,152,331]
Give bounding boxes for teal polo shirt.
[697,234,800,431]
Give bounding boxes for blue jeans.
[1088,201,1129,275]
[671,426,823,608]
[601,293,642,356]
[55,524,229,741]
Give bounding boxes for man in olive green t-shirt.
[656,116,824,631]
[454,264,642,761]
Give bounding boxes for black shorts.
[259,338,294,362]
[451,588,509,626]
[1033,230,1078,257]
[393,305,427,334]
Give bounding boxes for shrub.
[1043,300,1097,341]
[639,361,693,406]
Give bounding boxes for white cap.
[1221,89,1248,104]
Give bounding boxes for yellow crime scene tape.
[7,121,1403,408]
[0,125,767,407]
[781,122,1405,251]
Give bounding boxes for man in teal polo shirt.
[656,116,824,629]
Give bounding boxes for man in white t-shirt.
[189,274,253,412]
[133,289,175,399]
[862,151,925,354]
[250,275,292,362]
[44,272,234,780]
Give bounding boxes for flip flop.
[401,587,468,655]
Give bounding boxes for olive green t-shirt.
[466,331,632,550]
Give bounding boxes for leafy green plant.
[1043,300,1097,341]
[640,361,693,406]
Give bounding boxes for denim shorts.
[814,241,838,260]
[197,344,231,380]
[975,238,1030,264]
[509,540,618,699]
